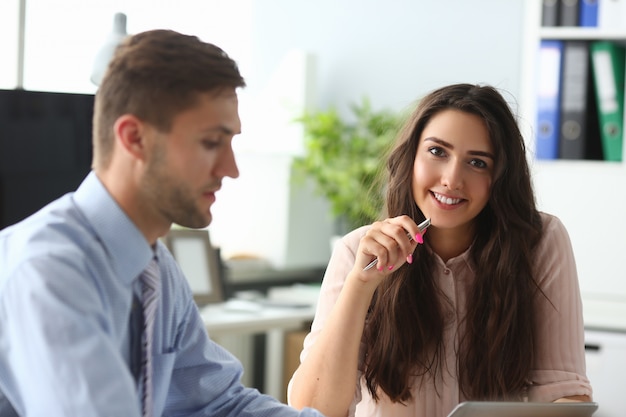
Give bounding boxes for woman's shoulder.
[344,224,371,238]
[537,211,572,248]
[539,211,566,231]
[338,225,371,249]
[328,225,372,262]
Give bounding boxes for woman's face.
[411,109,495,234]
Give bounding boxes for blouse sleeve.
[527,213,593,401]
[287,227,369,415]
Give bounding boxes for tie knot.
[140,258,160,317]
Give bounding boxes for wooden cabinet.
[282,330,308,403]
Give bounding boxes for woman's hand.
[352,215,427,283]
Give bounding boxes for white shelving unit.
[520,1,626,306]
[521,5,626,413]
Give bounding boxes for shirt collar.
[425,242,476,274]
[73,171,154,284]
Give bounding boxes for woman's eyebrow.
[424,137,451,147]
[469,150,495,160]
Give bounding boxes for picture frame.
[163,228,224,305]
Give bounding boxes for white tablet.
[447,401,599,417]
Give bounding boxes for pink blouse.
[289,212,592,417]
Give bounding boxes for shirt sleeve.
[0,256,142,417]
[159,256,326,417]
[527,214,593,401]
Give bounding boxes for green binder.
[590,41,625,162]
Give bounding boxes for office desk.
[583,297,626,332]
[200,291,626,412]
[200,301,316,400]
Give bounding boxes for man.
[0,30,324,416]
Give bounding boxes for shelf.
[540,27,626,41]
[522,0,626,328]
[520,3,626,164]
[532,159,625,170]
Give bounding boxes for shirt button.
[443,268,451,275]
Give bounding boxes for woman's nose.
[441,161,463,190]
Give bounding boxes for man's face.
[141,89,241,229]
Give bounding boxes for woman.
[288,84,592,417]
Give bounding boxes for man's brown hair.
[92,29,246,169]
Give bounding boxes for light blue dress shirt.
[0,172,324,417]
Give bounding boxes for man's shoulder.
[0,193,94,268]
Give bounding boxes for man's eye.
[202,139,221,149]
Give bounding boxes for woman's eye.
[428,146,446,157]
[470,159,488,169]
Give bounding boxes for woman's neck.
[426,222,476,263]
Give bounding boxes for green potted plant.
[293,98,403,234]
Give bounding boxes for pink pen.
[363,218,431,271]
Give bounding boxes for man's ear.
[113,114,149,161]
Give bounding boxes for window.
[1,0,252,94]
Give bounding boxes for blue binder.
[579,0,599,27]
[536,40,564,160]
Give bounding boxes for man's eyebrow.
[424,136,494,160]
[201,125,241,135]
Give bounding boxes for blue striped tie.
[140,258,160,417]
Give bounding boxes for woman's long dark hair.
[362,84,543,402]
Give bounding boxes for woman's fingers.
[359,216,426,272]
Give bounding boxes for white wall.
[0,0,254,92]
[7,1,561,274]
[210,0,527,269]
[246,0,524,113]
